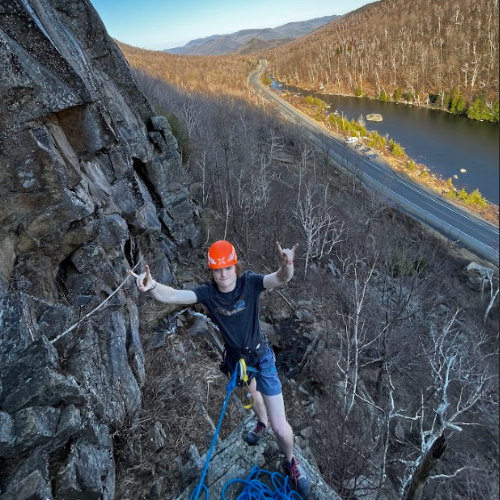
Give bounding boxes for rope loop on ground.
[222,465,303,500]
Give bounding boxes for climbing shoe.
[244,421,269,446]
[286,457,310,498]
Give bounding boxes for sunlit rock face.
[0,1,199,497]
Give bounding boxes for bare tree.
[395,311,497,500]
[484,274,499,323]
[336,252,379,417]
[294,182,345,278]
[181,98,201,139]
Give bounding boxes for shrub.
[393,256,428,277]
[306,95,327,111]
[403,91,414,103]
[469,189,489,209]
[389,139,406,157]
[458,188,469,202]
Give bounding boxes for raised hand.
[276,242,299,267]
[128,265,156,292]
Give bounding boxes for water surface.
[272,80,499,205]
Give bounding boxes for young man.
[130,240,310,498]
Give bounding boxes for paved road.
[250,61,499,265]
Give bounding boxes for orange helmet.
[207,241,238,269]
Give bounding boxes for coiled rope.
[222,465,303,499]
[190,362,303,500]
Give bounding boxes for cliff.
[0,0,199,498]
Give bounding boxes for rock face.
[0,0,199,498]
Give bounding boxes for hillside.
[235,37,296,55]
[166,15,339,55]
[118,41,258,98]
[264,0,499,121]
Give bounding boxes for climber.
[129,240,310,498]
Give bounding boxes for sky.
[89,0,374,50]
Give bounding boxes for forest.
[264,0,499,122]
[118,41,258,99]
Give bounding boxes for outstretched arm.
[129,265,198,305]
[263,242,299,289]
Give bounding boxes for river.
[271,80,499,206]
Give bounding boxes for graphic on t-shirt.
[216,300,247,317]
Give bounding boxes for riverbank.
[276,80,499,125]
[274,90,499,226]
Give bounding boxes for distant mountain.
[235,37,296,56]
[166,16,339,56]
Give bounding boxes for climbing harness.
[237,357,276,411]
[190,361,303,500]
[220,344,277,411]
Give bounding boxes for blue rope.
[190,365,238,500]
[190,363,302,500]
[222,466,303,500]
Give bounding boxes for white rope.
[50,260,142,344]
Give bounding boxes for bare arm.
[263,242,299,290]
[129,265,198,305]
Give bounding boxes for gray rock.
[301,427,313,439]
[56,441,115,500]
[175,444,204,488]
[153,421,167,451]
[11,407,60,456]
[0,471,53,500]
[465,262,494,280]
[366,114,383,122]
[173,415,342,500]
[0,338,84,414]
[4,450,49,493]
[0,0,197,496]
[465,262,495,291]
[0,411,14,456]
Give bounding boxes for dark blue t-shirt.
[193,271,265,352]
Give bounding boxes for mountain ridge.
[166,15,339,55]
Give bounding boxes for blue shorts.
[253,347,282,397]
